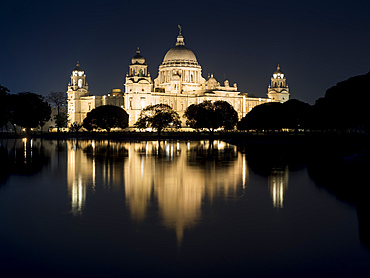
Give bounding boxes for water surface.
[0,139,369,277]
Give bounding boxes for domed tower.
[128,47,149,78]
[124,48,153,126]
[67,62,89,124]
[267,65,290,103]
[154,26,206,94]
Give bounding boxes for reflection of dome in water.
[162,35,199,66]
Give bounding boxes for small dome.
[274,64,284,75]
[207,74,217,85]
[73,61,83,72]
[131,48,146,64]
[110,89,123,96]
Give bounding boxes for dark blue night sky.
[1,0,369,104]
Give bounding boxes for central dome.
[162,34,199,66]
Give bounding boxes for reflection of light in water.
[65,140,250,244]
[72,176,86,216]
[124,141,245,244]
[140,157,144,178]
[30,138,33,159]
[92,157,96,191]
[23,138,27,162]
[242,154,248,189]
[268,167,288,208]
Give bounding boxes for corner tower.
[267,65,290,103]
[67,62,89,124]
[124,48,153,126]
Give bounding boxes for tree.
[54,112,68,130]
[184,100,238,131]
[69,122,83,133]
[214,100,238,130]
[237,100,312,132]
[237,102,283,131]
[311,71,370,132]
[83,105,129,132]
[0,85,10,130]
[135,104,181,134]
[280,99,312,132]
[11,92,51,135]
[47,91,68,132]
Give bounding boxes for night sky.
[1,0,369,104]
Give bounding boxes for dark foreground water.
[0,138,369,277]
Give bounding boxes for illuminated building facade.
[67,28,290,126]
[267,65,290,102]
[67,63,124,124]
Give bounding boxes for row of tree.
[78,101,238,134]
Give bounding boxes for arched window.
[78,79,83,88]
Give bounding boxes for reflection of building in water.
[268,166,289,208]
[124,140,247,244]
[66,139,249,243]
[66,140,128,215]
[67,140,91,216]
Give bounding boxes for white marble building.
[67,28,290,127]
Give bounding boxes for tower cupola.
[131,47,146,65]
[267,64,290,103]
[69,61,88,90]
[128,48,148,77]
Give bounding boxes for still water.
[0,138,369,277]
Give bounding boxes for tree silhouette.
[237,102,283,131]
[312,71,370,132]
[237,100,311,132]
[0,85,11,130]
[135,104,181,134]
[214,100,238,130]
[46,91,67,132]
[11,92,51,135]
[184,100,238,131]
[83,105,129,132]
[69,122,83,133]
